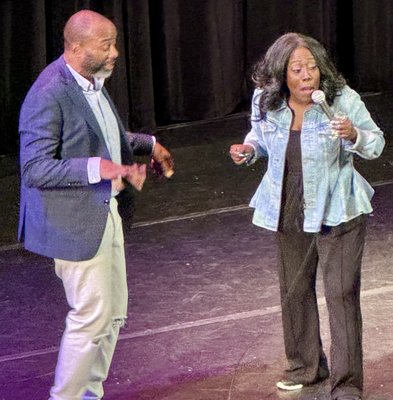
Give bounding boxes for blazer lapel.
[58,58,108,147]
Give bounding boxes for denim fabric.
[244,86,385,232]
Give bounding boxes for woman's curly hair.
[252,32,346,115]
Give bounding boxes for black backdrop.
[1,0,392,155]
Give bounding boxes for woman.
[230,33,384,400]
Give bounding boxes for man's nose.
[110,45,119,59]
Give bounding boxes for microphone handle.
[319,101,335,120]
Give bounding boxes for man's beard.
[93,68,113,79]
[84,57,115,79]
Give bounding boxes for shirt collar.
[66,64,105,92]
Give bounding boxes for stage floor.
[1,182,393,400]
[1,92,393,399]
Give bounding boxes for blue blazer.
[19,56,154,261]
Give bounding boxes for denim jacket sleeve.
[335,86,385,159]
[243,89,269,162]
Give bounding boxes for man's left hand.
[151,142,174,178]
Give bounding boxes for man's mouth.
[105,60,116,69]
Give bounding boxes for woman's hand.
[331,116,357,143]
[229,144,254,165]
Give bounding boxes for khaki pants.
[50,198,128,400]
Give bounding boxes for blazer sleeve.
[124,131,155,156]
[19,88,89,189]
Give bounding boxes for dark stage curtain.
[246,0,338,69]
[149,0,245,122]
[0,0,48,155]
[352,0,393,92]
[1,0,392,155]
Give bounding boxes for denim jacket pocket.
[262,119,278,134]
[317,127,340,156]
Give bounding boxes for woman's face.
[286,47,320,106]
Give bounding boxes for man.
[18,10,174,400]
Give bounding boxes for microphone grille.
[311,90,326,104]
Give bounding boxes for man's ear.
[72,42,82,56]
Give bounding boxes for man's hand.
[100,159,146,191]
[100,159,131,180]
[151,142,174,178]
[125,163,146,191]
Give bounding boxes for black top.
[278,130,304,232]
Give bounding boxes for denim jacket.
[244,86,385,232]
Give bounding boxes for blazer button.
[104,199,110,205]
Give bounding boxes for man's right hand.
[99,159,146,191]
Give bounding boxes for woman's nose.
[301,68,311,80]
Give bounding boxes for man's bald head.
[63,10,118,80]
[64,10,114,49]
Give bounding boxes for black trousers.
[275,215,366,399]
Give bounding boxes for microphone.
[311,90,334,120]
